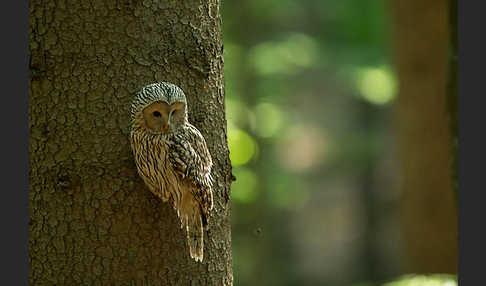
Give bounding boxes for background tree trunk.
[447,0,458,201]
[29,0,233,285]
[391,0,458,274]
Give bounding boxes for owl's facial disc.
[142,102,171,133]
[142,101,185,133]
[168,102,184,125]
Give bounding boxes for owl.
[129,82,213,262]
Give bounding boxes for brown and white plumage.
[129,82,213,262]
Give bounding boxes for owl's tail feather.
[178,191,204,262]
[185,211,204,262]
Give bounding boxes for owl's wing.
[167,124,214,218]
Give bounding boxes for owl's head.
[130,82,188,134]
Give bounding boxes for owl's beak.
[161,124,169,132]
[160,117,170,132]
[160,111,172,132]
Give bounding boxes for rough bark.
[29,0,233,285]
[391,0,457,274]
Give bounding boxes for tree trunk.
[446,0,458,201]
[29,0,233,285]
[391,0,457,274]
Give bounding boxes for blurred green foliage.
[352,275,458,286]
[383,275,457,286]
[221,0,402,285]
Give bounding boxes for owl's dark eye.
[153,111,161,117]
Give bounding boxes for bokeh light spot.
[249,33,318,75]
[384,275,457,286]
[231,167,259,204]
[268,176,310,210]
[254,103,284,138]
[356,66,397,105]
[276,124,328,172]
[228,128,257,166]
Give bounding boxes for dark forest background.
[222,0,457,285]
